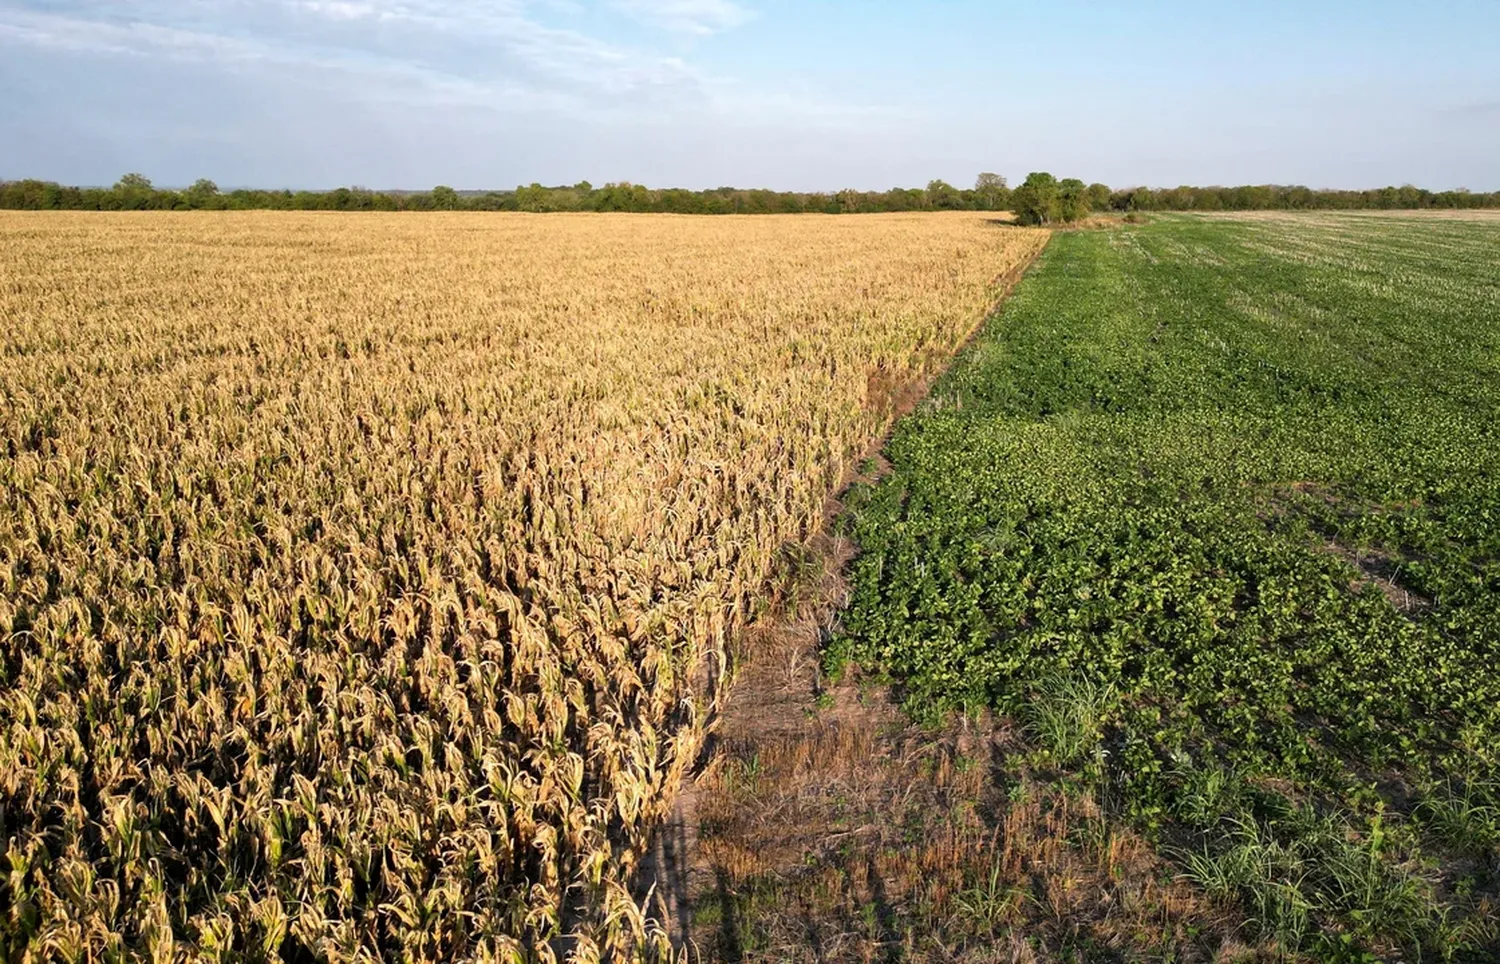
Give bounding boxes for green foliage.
[1010,171,1060,225]
[1057,177,1090,222]
[112,172,165,210]
[184,178,222,210]
[974,172,1011,211]
[831,213,1500,957]
[926,179,963,210]
[7,176,1490,215]
[1021,673,1115,767]
[1012,174,1091,225]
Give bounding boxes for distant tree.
[113,173,155,210]
[883,187,925,211]
[184,178,220,208]
[1058,178,1090,222]
[516,183,551,212]
[343,187,378,211]
[926,179,962,210]
[1011,172,1060,225]
[591,182,651,213]
[1,179,60,210]
[5,173,1495,216]
[1157,186,1191,210]
[974,172,1010,211]
[1240,185,1273,210]
[658,188,706,214]
[1396,184,1424,208]
[1126,187,1157,212]
[1285,185,1315,209]
[1194,187,1225,211]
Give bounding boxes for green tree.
[431,185,461,210]
[1087,182,1111,211]
[185,179,223,210]
[926,179,962,210]
[1058,178,1090,222]
[1126,187,1157,212]
[516,183,551,212]
[974,172,1010,211]
[1011,172,1060,225]
[113,173,155,210]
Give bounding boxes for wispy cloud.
[0,0,927,189]
[0,12,268,63]
[0,0,911,132]
[0,1,728,113]
[608,0,751,35]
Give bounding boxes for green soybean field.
[828,212,1500,959]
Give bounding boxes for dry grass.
[684,615,1277,963]
[0,211,1046,961]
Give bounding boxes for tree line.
[3,172,1496,216]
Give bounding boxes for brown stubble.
[681,580,1282,962]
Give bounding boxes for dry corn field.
[0,211,1046,961]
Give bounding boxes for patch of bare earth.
[638,247,1276,963]
[1326,542,1434,615]
[1269,481,1434,616]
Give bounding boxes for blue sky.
[1,0,1497,190]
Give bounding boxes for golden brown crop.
[0,211,1046,962]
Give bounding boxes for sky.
[1,0,1497,191]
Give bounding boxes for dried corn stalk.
[0,211,1045,961]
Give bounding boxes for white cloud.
[608,0,751,34]
[296,1,382,20]
[0,0,925,190]
[0,13,268,62]
[0,2,718,113]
